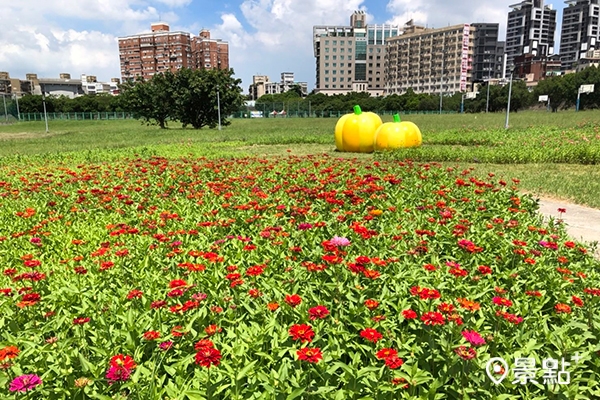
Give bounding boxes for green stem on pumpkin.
[353,105,362,115]
[393,114,401,123]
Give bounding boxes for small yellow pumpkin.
[334,105,382,153]
[374,114,422,150]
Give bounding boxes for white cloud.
[154,0,192,7]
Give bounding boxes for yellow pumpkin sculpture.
[334,105,382,153]
[374,114,422,150]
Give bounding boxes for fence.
[18,112,135,121]
[231,109,458,118]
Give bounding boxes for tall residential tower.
[559,0,600,70]
[505,0,557,77]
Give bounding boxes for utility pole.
[216,85,221,131]
[505,72,513,130]
[2,94,7,122]
[15,93,21,121]
[486,77,491,113]
[439,55,444,114]
[42,85,49,133]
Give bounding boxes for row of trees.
[255,65,600,114]
[7,66,600,123]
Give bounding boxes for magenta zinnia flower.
[106,366,131,384]
[9,374,42,392]
[298,223,313,230]
[461,330,486,346]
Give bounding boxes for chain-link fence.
[17,112,136,121]
[0,93,19,124]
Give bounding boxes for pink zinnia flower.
[461,330,486,346]
[329,236,351,247]
[298,223,313,230]
[9,374,42,392]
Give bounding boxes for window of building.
[333,84,336,88]
[333,48,337,52]
[333,63,336,67]
[325,40,329,45]
[340,40,345,45]
[325,63,329,67]
[332,70,336,74]
[340,70,344,74]
[325,48,329,52]
[348,77,351,81]
[340,55,345,60]
[333,77,336,82]
[341,48,344,52]
[369,55,373,60]
[369,63,373,67]
[348,55,352,60]
[325,77,329,82]
[333,56,337,60]
[376,56,381,60]
[325,70,329,74]
[376,63,380,67]
[348,70,352,74]
[325,84,329,88]
[325,55,329,60]
[333,40,337,45]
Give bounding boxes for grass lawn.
[1,110,600,207]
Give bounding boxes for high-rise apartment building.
[505,0,557,77]
[313,11,400,95]
[191,29,229,71]
[384,22,476,95]
[471,23,505,81]
[559,0,600,71]
[118,23,229,82]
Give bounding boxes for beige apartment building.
[313,11,400,96]
[384,22,476,95]
[118,23,229,81]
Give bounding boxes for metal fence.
[18,112,136,121]
[231,110,458,118]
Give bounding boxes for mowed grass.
[1,110,600,208]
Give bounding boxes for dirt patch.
[0,132,55,140]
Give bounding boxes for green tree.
[120,71,176,129]
[173,68,243,129]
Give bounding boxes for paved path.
[537,198,600,258]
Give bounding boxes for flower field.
[1,154,600,399]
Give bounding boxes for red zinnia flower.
[492,297,512,307]
[376,348,398,360]
[0,346,19,361]
[205,324,222,336]
[360,328,383,343]
[284,294,302,307]
[296,347,322,363]
[267,302,279,311]
[572,296,584,307]
[194,339,214,351]
[421,312,445,326]
[437,302,455,314]
[195,347,222,368]
[478,265,492,275]
[143,331,161,340]
[127,289,143,300]
[308,305,330,320]
[384,355,404,369]
[150,300,167,309]
[246,265,265,276]
[401,309,417,319]
[288,324,315,343]
[73,317,90,325]
[364,299,379,310]
[455,346,477,360]
[169,279,187,288]
[110,354,136,370]
[555,303,572,314]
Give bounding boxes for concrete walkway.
[537,198,600,258]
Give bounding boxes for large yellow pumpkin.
[334,105,382,153]
[374,114,422,150]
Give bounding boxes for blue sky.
[0,1,567,93]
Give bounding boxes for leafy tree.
[119,71,176,129]
[173,68,243,129]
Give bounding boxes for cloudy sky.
[0,0,566,92]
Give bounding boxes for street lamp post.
[486,77,491,113]
[216,85,221,131]
[14,93,21,121]
[504,71,513,130]
[41,85,49,133]
[439,55,444,114]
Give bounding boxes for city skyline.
[0,1,572,91]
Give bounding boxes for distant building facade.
[0,72,119,98]
[118,23,229,82]
[384,22,476,95]
[471,23,505,82]
[313,11,400,96]
[560,0,600,71]
[249,72,307,99]
[514,53,562,88]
